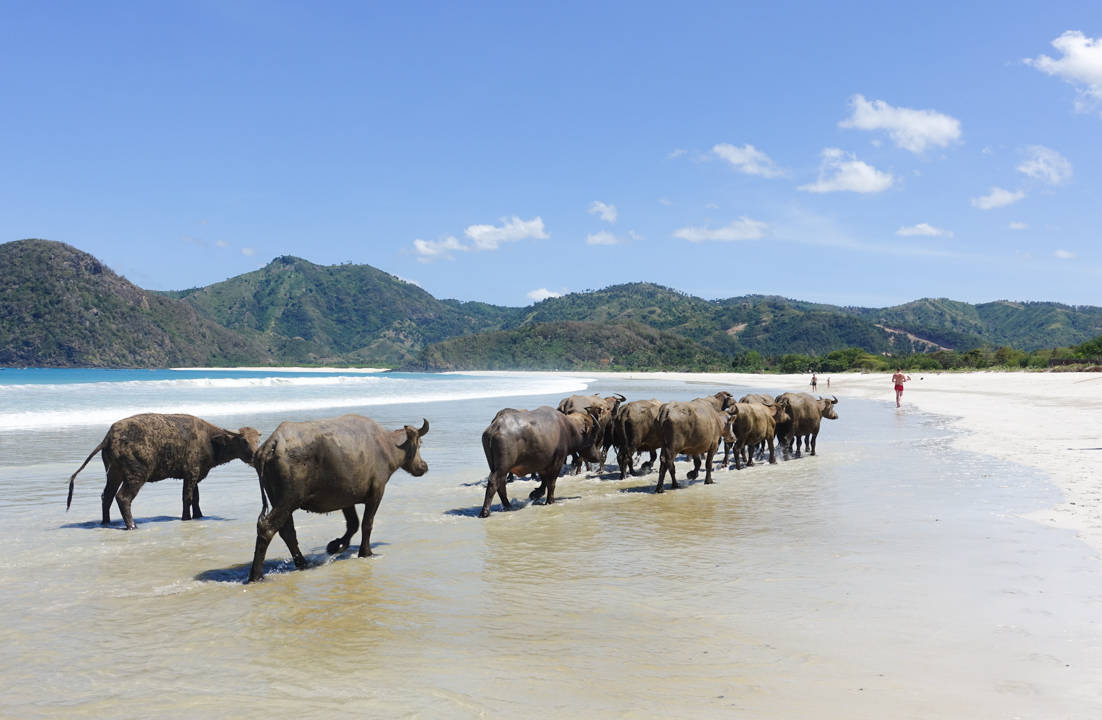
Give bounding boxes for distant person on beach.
[826,377,830,389]
[892,368,911,408]
[810,374,818,391]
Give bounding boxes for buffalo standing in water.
[67,413,260,530]
[247,414,429,583]
[480,405,602,517]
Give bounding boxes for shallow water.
[1,373,1100,718]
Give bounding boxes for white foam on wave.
[0,374,386,393]
[0,376,591,431]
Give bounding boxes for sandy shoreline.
[454,368,1102,556]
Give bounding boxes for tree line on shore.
[740,334,1102,374]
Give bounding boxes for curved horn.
[612,393,626,402]
[831,395,838,404]
[418,418,430,436]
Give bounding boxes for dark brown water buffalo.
[481,405,602,517]
[611,398,663,479]
[67,413,260,530]
[655,399,734,493]
[557,393,625,473]
[247,414,429,583]
[726,399,789,469]
[737,393,790,462]
[775,392,839,457]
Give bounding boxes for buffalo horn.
[612,393,626,402]
[418,418,430,436]
[831,395,838,404]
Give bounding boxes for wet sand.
[1,374,1100,718]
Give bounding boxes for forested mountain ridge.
[3,239,1100,369]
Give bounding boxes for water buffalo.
[655,399,734,493]
[611,398,663,479]
[481,405,602,517]
[247,414,429,583]
[557,393,626,473]
[737,393,789,462]
[775,393,839,457]
[67,413,260,530]
[726,399,789,469]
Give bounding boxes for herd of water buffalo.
[65,389,838,582]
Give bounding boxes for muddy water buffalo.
[611,398,663,479]
[738,393,790,462]
[480,405,602,517]
[67,414,260,530]
[775,393,839,457]
[557,393,625,473]
[726,399,789,469]
[247,414,429,583]
[655,399,734,493]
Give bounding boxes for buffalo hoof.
[686,470,698,481]
[294,556,308,569]
[528,487,546,500]
[704,478,715,485]
[655,485,664,494]
[478,509,490,519]
[326,538,349,554]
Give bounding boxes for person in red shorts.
[892,368,911,408]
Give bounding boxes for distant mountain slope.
[410,320,731,371]
[0,239,269,367]
[168,256,513,365]
[4,239,1100,369]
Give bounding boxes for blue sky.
[2,1,1100,307]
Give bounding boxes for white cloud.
[971,187,1025,210]
[527,288,563,301]
[673,216,769,243]
[588,201,617,223]
[711,143,784,178]
[798,148,894,193]
[896,223,953,238]
[1008,221,1028,230]
[1025,31,1102,113]
[241,247,256,256]
[1054,249,1075,259]
[586,231,622,245]
[658,197,673,206]
[413,215,549,261]
[394,274,422,287]
[839,94,962,153]
[628,230,644,241]
[413,235,467,262]
[215,240,230,248]
[464,216,548,250]
[1017,145,1072,185]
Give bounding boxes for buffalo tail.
[67,440,107,511]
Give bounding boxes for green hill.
[410,320,731,371]
[0,240,270,367]
[168,255,512,365]
[4,238,1100,369]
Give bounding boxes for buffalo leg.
[687,455,702,481]
[326,506,360,554]
[528,480,546,500]
[100,469,124,526]
[810,432,818,456]
[359,488,387,557]
[181,476,201,521]
[481,471,511,518]
[703,448,716,484]
[542,473,559,505]
[277,515,307,570]
[733,442,743,470]
[767,437,777,464]
[248,504,293,582]
[115,477,142,530]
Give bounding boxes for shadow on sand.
[60,515,231,530]
[195,542,389,583]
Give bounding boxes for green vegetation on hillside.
[4,238,1101,370]
[0,240,269,367]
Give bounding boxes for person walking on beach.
[892,368,911,408]
[810,373,818,391]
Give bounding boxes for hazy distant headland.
[3,238,1101,371]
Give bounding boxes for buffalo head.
[398,419,431,476]
[819,396,839,420]
[216,427,261,464]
